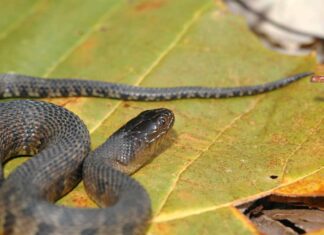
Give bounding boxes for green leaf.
[1,0,322,234]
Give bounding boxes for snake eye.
[158,115,171,129]
[160,117,166,125]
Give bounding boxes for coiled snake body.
[0,72,312,235]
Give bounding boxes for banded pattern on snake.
[0,72,312,100]
[0,72,312,235]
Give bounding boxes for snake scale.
[0,72,312,235]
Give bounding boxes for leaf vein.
[155,97,263,219]
[280,116,324,182]
[43,3,122,77]
[89,1,213,134]
[133,2,212,86]
[153,166,323,222]
[0,1,40,41]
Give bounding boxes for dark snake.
[0,72,312,235]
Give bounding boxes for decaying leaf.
[239,195,324,235]
[1,0,323,234]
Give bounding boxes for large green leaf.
[1,0,323,234]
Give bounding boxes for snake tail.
[0,72,313,101]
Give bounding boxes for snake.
[0,72,312,100]
[0,71,312,235]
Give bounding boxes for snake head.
[125,108,175,144]
[100,108,175,174]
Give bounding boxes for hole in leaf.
[278,219,306,234]
[236,195,324,235]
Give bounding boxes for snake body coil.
[0,100,174,235]
[0,72,311,234]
